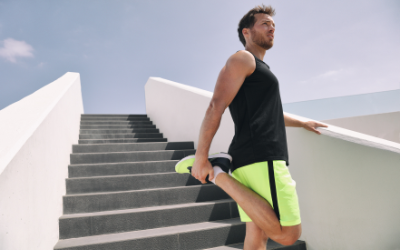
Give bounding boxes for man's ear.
[242,28,249,37]
[242,28,251,41]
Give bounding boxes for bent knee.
[278,235,299,246]
[274,226,301,246]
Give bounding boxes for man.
[178,5,327,249]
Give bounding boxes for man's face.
[249,14,275,50]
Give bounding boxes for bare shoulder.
[226,50,255,76]
[211,50,256,107]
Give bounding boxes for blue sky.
[0,0,399,114]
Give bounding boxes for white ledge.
[318,126,400,155]
[285,112,400,155]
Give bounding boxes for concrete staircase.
[54,114,306,250]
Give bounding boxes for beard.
[250,29,274,50]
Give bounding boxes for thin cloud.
[287,65,398,103]
[0,38,34,63]
[299,69,347,85]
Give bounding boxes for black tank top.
[228,52,289,171]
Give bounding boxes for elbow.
[207,99,227,116]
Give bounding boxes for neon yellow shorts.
[232,160,301,227]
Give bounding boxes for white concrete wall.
[287,127,400,250]
[145,77,234,153]
[145,77,400,250]
[0,72,84,250]
[324,111,400,143]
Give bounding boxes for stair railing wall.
[145,77,400,250]
[323,111,400,143]
[0,72,84,250]
[145,77,235,154]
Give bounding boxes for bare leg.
[215,173,301,246]
[243,222,268,250]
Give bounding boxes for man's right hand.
[191,156,214,184]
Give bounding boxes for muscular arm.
[284,112,328,135]
[191,51,255,184]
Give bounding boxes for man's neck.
[244,45,266,61]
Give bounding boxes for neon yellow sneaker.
[175,152,232,176]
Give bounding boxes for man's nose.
[270,26,275,33]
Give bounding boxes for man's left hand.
[302,121,328,135]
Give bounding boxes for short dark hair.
[238,5,276,46]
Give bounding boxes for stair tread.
[81,114,147,116]
[67,172,178,180]
[71,148,194,155]
[69,159,178,167]
[206,240,306,250]
[79,133,164,140]
[80,123,153,125]
[78,139,167,144]
[68,161,177,178]
[79,128,159,134]
[79,128,156,131]
[80,118,150,121]
[80,120,152,123]
[78,138,166,141]
[81,124,154,126]
[80,126,156,129]
[72,142,194,154]
[64,183,214,197]
[79,133,162,135]
[60,199,234,219]
[74,141,192,146]
[81,132,162,136]
[54,218,242,249]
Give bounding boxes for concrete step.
[72,141,194,153]
[206,240,307,250]
[80,124,156,129]
[63,184,229,214]
[81,117,150,121]
[78,138,167,144]
[66,172,200,194]
[68,160,177,178]
[81,121,153,126]
[59,199,238,239]
[81,114,147,118]
[54,218,245,250]
[70,149,195,164]
[79,128,159,134]
[79,133,163,140]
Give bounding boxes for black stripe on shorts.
[268,160,281,221]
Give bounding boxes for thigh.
[232,162,273,222]
[272,161,301,227]
[232,161,301,226]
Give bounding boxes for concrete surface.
[324,111,400,143]
[0,72,83,250]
